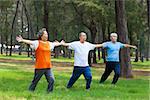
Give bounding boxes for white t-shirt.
[68,41,96,67]
[30,40,55,51]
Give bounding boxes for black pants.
[100,62,120,84]
[29,68,54,92]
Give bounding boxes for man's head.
[79,32,87,43]
[110,33,118,42]
[37,28,48,41]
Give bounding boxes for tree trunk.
[19,3,24,55]
[102,18,107,63]
[98,48,101,60]
[115,0,133,78]
[34,1,39,32]
[53,30,59,58]
[43,0,49,40]
[89,20,97,64]
[4,8,9,56]
[134,47,139,62]
[5,36,8,56]
[146,0,150,61]
[68,49,71,59]
[10,0,19,56]
[97,23,102,61]
[0,35,3,54]
[22,0,33,57]
[139,33,145,62]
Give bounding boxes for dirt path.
[0,58,149,76]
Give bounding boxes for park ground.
[0,54,149,100]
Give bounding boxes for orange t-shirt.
[34,40,52,69]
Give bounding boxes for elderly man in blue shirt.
[99,33,137,84]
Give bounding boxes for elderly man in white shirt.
[61,32,103,90]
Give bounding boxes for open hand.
[133,46,137,49]
[60,40,65,45]
[54,40,60,44]
[16,35,23,42]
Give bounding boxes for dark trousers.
[67,66,92,89]
[29,68,54,92]
[100,62,120,84]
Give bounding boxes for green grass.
[0,54,75,62]
[51,56,74,63]
[132,61,150,70]
[0,54,31,60]
[0,54,149,100]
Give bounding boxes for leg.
[100,62,113,83]
[67,67,83,88]
[44,69,55,92]
[112,63,120,84]
[83,66,92,89]
[29,69,44,91]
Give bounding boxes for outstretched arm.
[124,44,137,49]
[60,40,70,47]
[95,44,103,48]
[16,35,33,45]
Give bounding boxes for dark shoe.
[47,90,53,93]
[86,88,90,91]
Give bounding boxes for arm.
[60,40,70,47]
[16,35,33,45]
[124,44,137,49]
[95,44,103,48]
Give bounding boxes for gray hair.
[110,33,118,37]
[79,32,87,37]
[37,28,46,39]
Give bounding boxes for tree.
[43,0,49,40]
[115,0,133,78]
[72,0,105,64]
[146,0,150,61]
[9,0,19,56]
[22,0,34,57]
[0,0,13,56]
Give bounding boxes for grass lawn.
[0,54,149,100]
[131,61,150,70]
